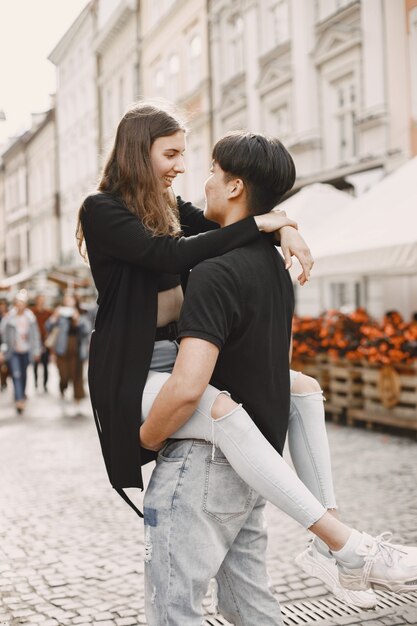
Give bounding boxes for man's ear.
[228,178,244,199]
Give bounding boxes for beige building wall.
[209,0,411,192]
[141,0,211,205]
[406,0,417,156]
[95,0,140,160]
[49,3,99,266]
[2,136,30,277]
[0,160,5,279]
[26,110,59,272]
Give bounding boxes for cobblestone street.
[1,365,417,626]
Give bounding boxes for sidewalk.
[0,364,417,626]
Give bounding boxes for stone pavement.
[1,364,417,626]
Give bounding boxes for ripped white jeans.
[142,341,336,529]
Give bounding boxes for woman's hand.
[279,226,314,285]
[254,210,297,233]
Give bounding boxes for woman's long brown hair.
[76,102,185,261]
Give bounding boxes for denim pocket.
[203,458,253,523]
[158,440,188,463]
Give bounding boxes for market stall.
[284,157,417,319]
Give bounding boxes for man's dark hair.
[212,131,296,214]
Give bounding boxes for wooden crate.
[347,364,417,430]
[290,355,329,395]
[326,360,363,413]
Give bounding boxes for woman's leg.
[288,371,336,510]
[8,353,24,403]
[143,371,327,530]
[143,370,417,593]
[56,355,70,397]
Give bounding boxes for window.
[150,0,176,27]
[105,87,113,134]
[270,103,290,138]
[333,75,357,162]
[410,8,417,120]
[188,34,202,92]
[316,0,351,21]
[118,76,125,116]
[330,281,361,309]
[228,14,244,77]
[268,0,289,47]
[167,54,180,100]
[150,0,164,27]
[154,67,165,97]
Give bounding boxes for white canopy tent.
[281,158,417,318]
[306,156,417,278]
[280,182,352,276]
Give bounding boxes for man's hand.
[279,226,314,285]
[139,424,166,452]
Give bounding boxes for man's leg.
[143,440,259,626]
[42,349,50,390]
[216,496,283,626]
[33,358,39,388]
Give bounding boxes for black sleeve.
[177,196,219,236]
[82,193,259,274]
[177,261,240,349]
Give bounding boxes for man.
[141,131,295,625]
[140,132,417,624]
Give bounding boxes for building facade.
[26,109,60,273]
[407,0,417,156]
[209,0,411,191]
[141,0,212,204]
[48,2,99,266]
[95,0,140,157]
[1,133,30,278]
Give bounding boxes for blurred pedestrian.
[45,293,91,412]
[0,298,10,391]
[31,294,52,392]
[0,290,41,414]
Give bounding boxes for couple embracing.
[78,103,417,625]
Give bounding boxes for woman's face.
[150,131,186,190]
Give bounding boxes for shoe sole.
[339,572,417,594]
[296,551,377,609]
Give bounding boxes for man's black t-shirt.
[178,235,294,455]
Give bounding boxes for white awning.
[285,157,417,279]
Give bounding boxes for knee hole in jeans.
[211,392,238,420]
[291,373,321,395]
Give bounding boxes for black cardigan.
[81,192,261,515]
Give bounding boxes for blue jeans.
[143,343,327,528]
[8,352,30,402]
[144,439,283,626]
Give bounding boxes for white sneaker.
[337,532,417,593]
[295,542,378,609]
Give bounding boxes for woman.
[78,102,417,595]
[0,290,41,413]
[45,293,91,411]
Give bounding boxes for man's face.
[204,161,231,223]
[150,131,186,191]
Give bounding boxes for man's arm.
[140,337,220,451]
